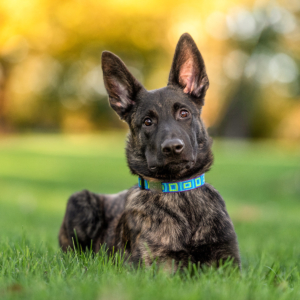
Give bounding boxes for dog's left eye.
[179,110,189,118]
[144,118,153,126]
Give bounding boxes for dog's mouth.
[147,159,196,180]
[166,160,194,169]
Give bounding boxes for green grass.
[0,133,300,299]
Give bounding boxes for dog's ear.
[101,51,144,120]
[168,33,209,106]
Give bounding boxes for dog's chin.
[147,160,196,181]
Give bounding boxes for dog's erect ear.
[101,51,144,120]
[168,33,209,105]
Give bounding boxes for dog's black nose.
[161,139,185,156]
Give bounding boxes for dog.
[59,33,241,270]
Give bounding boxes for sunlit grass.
[0,134,299,299]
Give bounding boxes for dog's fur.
[59,33,241,270]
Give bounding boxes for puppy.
[59,33,241,270]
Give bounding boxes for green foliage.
[0,134,300,299]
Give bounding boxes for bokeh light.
[0,0,299,139]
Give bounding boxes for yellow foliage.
[0,0,299,138]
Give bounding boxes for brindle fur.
[59,33,241,269]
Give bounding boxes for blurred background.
[0,0,300,139]
[0,0,300,276]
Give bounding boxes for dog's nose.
[161,139,185,156]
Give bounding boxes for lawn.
[0,133,300,300]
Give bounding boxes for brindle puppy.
[59,33,241,269]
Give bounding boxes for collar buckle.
[148,181,163,192]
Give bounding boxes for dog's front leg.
[191,220,241,268]
[114,209,155,266]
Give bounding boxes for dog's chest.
[126,189,201,252]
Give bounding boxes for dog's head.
[102,33,213,181]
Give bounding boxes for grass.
[0,133,300,299]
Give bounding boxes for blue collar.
[138,174,205,193]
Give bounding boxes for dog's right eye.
[144,118,152,126]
